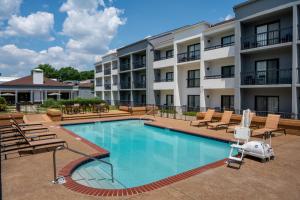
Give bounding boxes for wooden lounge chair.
[190,109,215,127]
[226,112,256,132]
[1,124,56,143]
[251,114,286,138]
[207,111,233,130]
[10,115,43,127]
[1,120,49,134]
[1,125,66,159]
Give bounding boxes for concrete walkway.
[2,116,300,200]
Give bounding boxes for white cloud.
[60,0,126,54]
[219,14,234,21]
[1,11,54,40]
[0,0,22,21]
[0,44,95,76]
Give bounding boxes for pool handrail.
[52,146,114,184]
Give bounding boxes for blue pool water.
[64,120,231,189]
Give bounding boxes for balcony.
[177,50,200,63]
[203,43,235,61]
[120,81,131,89]
[133,61,146,69]
[133,81,146,89]
[153,56,175,69]
[120,63,130,71]
[187,78,200,88]
[104,84,111,90]
[153,78,175,90]
[241,69,292,85]
[241,27,292,50]
[104,68,111,75]
[203,75,235,89]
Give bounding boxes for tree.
[79,70,94,80]
[36,64,59,79]
[58,66,81,81]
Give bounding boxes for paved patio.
[2,116,300,200]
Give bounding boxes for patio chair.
[251,114,286,138]
[190,109,215,127]
[1,125,66,159]
[207,111,233,130]
[226,112,256,132]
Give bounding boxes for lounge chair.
[1,120,48,134]
[10,115,43,127]
[226,112,256,132]
[207,111,233,130]
[251,114,286,138]
[190,109,215,127]
[1,125,66,159]
[1,124,56,143]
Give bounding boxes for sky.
[0,0,243,76]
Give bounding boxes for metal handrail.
[52,146,114,184]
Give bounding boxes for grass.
[183,111,197,116]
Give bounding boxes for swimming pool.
[64,120,231,189]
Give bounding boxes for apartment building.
[95,0,300,118]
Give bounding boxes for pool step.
[71,160,125,189]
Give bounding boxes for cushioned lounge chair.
[251,114,286,137]
[190,109,215,127]
[207,111,233,130]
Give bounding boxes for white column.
[30,90,33,103]
[173,42,181,107]
[234,21,241,113]
[200,34,206,110]
[292,5,298,118]
[15,90,18,105]
[44,91,47,101]
[58,90,61,100]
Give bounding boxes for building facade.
[94,0,300,118]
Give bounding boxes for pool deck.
[2,115,300,200]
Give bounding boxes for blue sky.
[0,0,243,76]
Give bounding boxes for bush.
[183,111,197,116]
[58,97,107,107]
[0,97,7,111]
[41,99,61,108]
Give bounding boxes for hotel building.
[95,0,300,118]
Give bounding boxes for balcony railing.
[204,74,235,79]
[95,67,102,73]
[104,84,111,90]
[133,81,146,88]
[241,27,292,50]
[204,42,235,51]
[154,78,174,82]
[120,63,130,71]
[241,68,292,85]
[112,65,118,70]
[104,69,111,75]
[177,50,200,63]
[120,82,131,89]
[187,78,200,87]
[133,61,146,69]
[154,55,174,61]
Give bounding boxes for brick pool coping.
[59,118,230,197]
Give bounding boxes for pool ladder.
[52,146,114,184]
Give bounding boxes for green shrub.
[183,111,197,116]
[0,97,7,111]
[41,99,61,108]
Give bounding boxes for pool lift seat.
[227,109,251,168]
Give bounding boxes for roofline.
[117,38,148,51]
[233,0,258,10]
[211,18,235,27]
[173,21,211,33]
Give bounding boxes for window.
[255,96,279,113]
[165,72,173,81]
[221,65,235,78]
[255,59,279,84]
[187,70,200,87]
[221,35,235,46]
[187,43,200,59]
[166,95,173,106]
[96,78,102,86]
[112,75,118,85]
[166,50,174,59]
[96,65,102,73]
[187,95,200,111]
[256,22,279,47]
[221,95,234,111]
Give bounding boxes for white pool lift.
[227,109,251,168]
